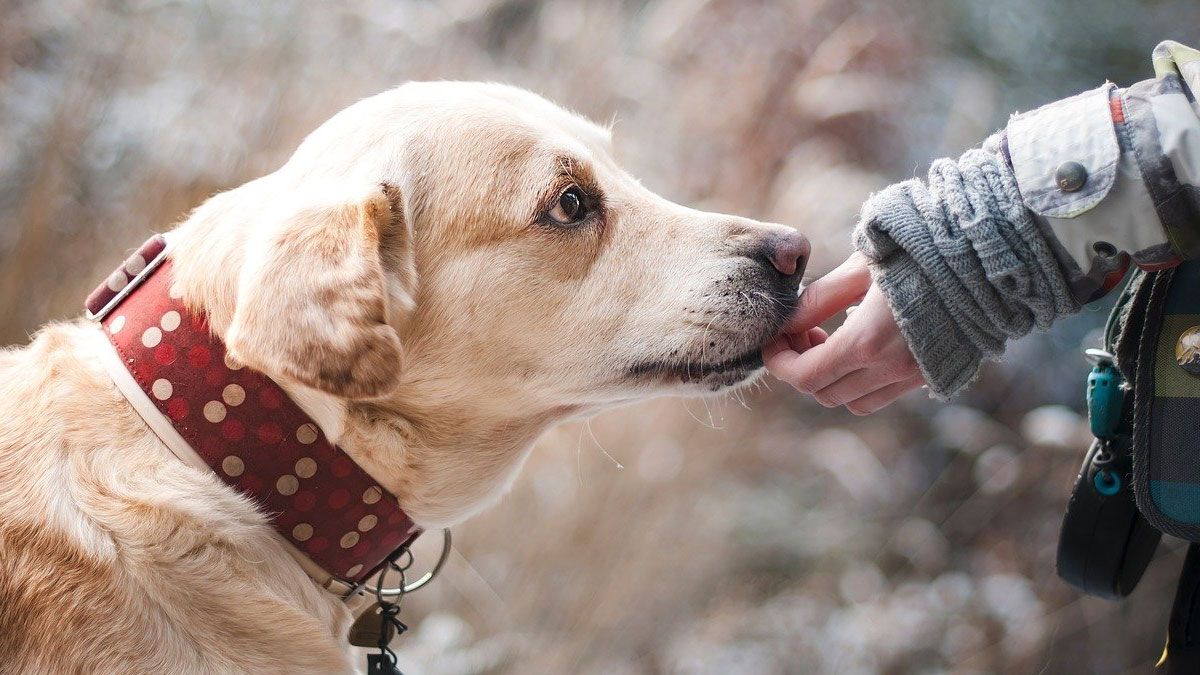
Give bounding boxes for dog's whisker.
[699,395,714,428]
[575,422,588,487]
[731,386,751,410]
[584,419,623,470]
[680,397,719,430]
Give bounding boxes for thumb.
[785,251,872,332]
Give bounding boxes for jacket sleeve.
[851,41,1200,399]
[1006,40,1200,284]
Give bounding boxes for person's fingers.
[844,377,924,415]
[762,334,792,362]
[762,328,829,365]
[783,327,829,353]
[785,252,873,332]
[765,338,857,394]
[813,368,901,408]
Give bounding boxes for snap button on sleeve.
[1055,161,1088,192]
[1006,83,1119,218]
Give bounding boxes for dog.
[0,82,807,673]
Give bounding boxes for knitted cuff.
[856,228,986,400]
[852,142,1081,400]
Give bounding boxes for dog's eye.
[548,187,588,225]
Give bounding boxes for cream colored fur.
[0,82,803,674]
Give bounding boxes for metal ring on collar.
[363,528,451,598]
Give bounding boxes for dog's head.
[171,82,806,521]
[181,82,806,403]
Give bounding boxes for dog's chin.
[625,288,797,393]
[625,348,766,392]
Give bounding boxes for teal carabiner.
[1085,348,1125,439]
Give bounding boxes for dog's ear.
[225,183,415,399]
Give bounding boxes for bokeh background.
[3,1,1199,673]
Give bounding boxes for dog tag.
[349,603,398,648]
[366,652,403,675]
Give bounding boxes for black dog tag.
[366,652,403,675]
[352,599,408,674]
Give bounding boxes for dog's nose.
[764,230,810,278]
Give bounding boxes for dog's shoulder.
[0,322,355,673]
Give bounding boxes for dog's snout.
[763,230,810,278]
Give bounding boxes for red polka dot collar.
[86,235,420,592]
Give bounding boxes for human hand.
[764,252,924,414]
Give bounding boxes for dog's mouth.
[625,347,765,386]
[623,273,799,390]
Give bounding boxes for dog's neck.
[167,219,576,529]
[338,397,568,528]
[262,377,568,528]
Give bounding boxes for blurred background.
[3,1,1199,673]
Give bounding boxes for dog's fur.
[0,82,804,673]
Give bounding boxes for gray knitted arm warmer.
[853,137,1081,399]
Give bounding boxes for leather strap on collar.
[88,236,420,588]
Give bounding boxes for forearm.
[854,40,1200,399]
[854,137,1080,398]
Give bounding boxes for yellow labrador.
[0,82,807,674]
